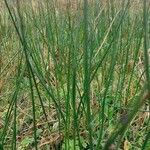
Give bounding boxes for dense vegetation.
[0,0,150,149]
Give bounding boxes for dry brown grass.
[0,0,146,14]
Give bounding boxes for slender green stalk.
[141,0,150,148]
[83,0,93,149]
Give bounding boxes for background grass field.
[0,0,150,149]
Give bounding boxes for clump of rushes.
[0,0,150,149]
